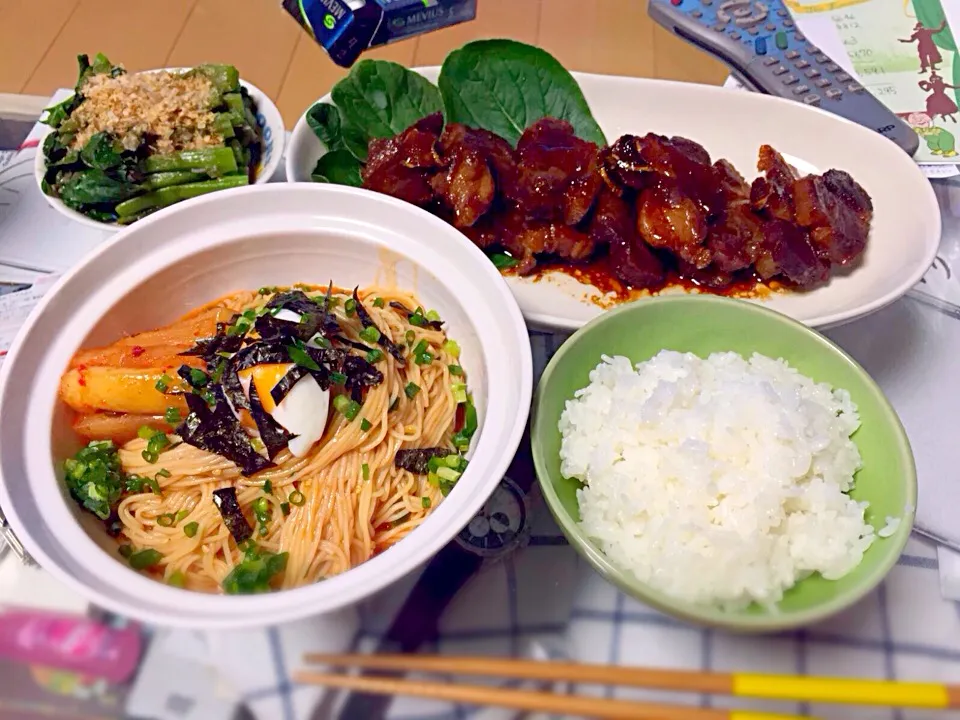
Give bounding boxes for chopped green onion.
[415,352,434,365]
[289,490,306,507]
[164,407,181,425]
[263,479,273,495]
[155,374,173,393]
[448,364,464,376]
[404,382,420,399]
[343,400,361,421]
[451,395,478,451]
[242,309,257,321]
[258,286,278,295]
[183,522,199,538]
[366,349,384,363]
[361,463,370,481]
[280,502,291,516]
[118,544,133,558]
[137,425,155,440]
[373,297,385,308]
[409,308,426,327]
[142,429,170,464]
[412,339,429,357]
[436,466,462,483]
[258,525,268,537]
[426,310,441,323]
[359,325,381,343]
[452,382,468,404]
[157,513,175,527]
[330,371,347,385]
[129,548,163,570]
[490,253,518,270]
[360,418,372,432]
[405,329,416,346]
[344,298,356,315]
[168,571,186,588]
[252,497,270,518]
[189,368,208,387]
[287,342,321,371]
[174,508,189,523]
[421,496,432,509]
[313,336,332,349]
[142,451,158,464]
[442,340,460,358]
[156,468,172,478]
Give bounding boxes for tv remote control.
[648,0,920,157]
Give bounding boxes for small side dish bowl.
[532,295,916,632]
[35,69,285,231]
[0,183,532,628]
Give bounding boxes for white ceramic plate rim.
[34,67,285,232]
[285,67,941,332]
[0,183,533,627]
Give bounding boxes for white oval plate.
[287,68,940,331]
[35,68,285,232]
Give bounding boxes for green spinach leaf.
[438,39,606,147]
[80,132,123,170]
[340,119,370,162]
[311,149,363,187]
[306,103,343,149]
[331,59,443,142]
[57,170,140,206]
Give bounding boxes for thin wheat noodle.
[113,285,461,592]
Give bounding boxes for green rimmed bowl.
[532,295,916,632]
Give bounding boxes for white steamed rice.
[559,350,877,610]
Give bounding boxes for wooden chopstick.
[304,652,958,710]
[293,668,807,720]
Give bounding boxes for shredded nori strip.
[233,343,290,371]
[248,381,296,460]
[352,288,406,365]
[212,487,254,544]
[261,290,337,340]
[104,509,123,538]
[341,354,384,403]
[220,362,250,413]
[394,448,455,474]
[180,327,243,361]
[333,335,375,353]
[388,300,444,331]
[270,365,309,406]
[177,389,272,476]
[177,364,209,391]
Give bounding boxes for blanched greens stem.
[115,175,248,217]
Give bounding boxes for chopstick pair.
[296,653,959,720]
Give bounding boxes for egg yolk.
[237,363,291,414]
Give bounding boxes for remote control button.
[792,84,810,95]
[776,7,788,15]
[714,23,726,30]
[784,18,794,27]
[766,22,777,30]
[671,0,682,5]
[718,8,731,20]
[772,65,789,75]
[756,37,768,54]
[848,83,865,93]
[815,78,831,88]
[736,15,761,27]
[825,63,841,72]
[803,94,821,106]
[805,44,818,54]
[782,74,799,85]
[785,50,800,59]
[795,59,810,69]
[814,53,829,63]
[804,68,820,78]
[746,26,759,34]
[729,30,742,39]
[733,6,751,17]
[692,9,703,16]
[702,0,713,4]
[825,88,842,99]
[763,55,777,65]
[794,32,805,41]
[775,31,788,49]
[836,72,852,82]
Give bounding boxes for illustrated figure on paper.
[919,71,960,121]
[903,111,957,155]
[900,19,948,73]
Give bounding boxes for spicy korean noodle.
[58,284,477,594]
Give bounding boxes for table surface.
[3,90,960,720]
